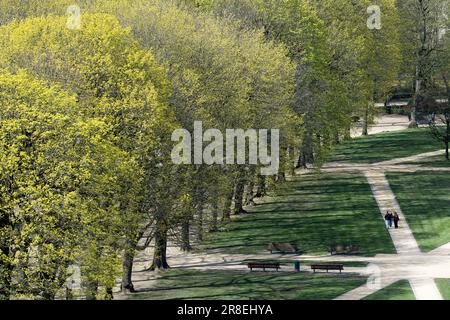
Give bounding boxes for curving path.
[118,150,450,300]
[326,151,449,300]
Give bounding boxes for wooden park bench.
[267,242,299,254]
[311,264,344,273]
[330,244,360,255]
[247,262,281,272]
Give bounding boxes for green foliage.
[0,13,175,299]
[0,0,436,301]
[91,0,302,258]
[0,71,135,299]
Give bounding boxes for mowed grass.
[403,154,450,168]
[130,269,367,300]
[436,279,450,300]
[202,173,395,256]
[331,129,443,164]
[363,280,415,300]
[388,171,450,252]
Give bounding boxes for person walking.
[393,211,400,229]
[384,211,393,228]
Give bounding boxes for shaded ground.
[202,172,395,256]
[388,171,450,252]
[331,129,443,164]
[121,129,450,301]
[402,154,450,168]
[129,269,367,300]
[436,279,450,300]
[363,280,415,300]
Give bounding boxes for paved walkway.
[351,114,410,138]
[375,150,446,166]
[364,170,420,255]
[325,151,449,300]
[119,149,450,300]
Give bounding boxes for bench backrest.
[248,263,280,268]
[311,264,343,269]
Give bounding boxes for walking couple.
[384,210,400,229]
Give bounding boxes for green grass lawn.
[436,279,450,300]
[331,129,443,164]
[388,171,450,252]
[130,269,367,300]
[403,154,450,168]
[202,172,395,256]
[363,280,415,300]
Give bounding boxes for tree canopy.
[1,0,444,300]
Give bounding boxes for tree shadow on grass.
[203,172,395,256]
[131,270,366,300]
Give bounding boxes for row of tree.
[0,0,448,299]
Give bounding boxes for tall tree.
[398,0,448,127]
[0,13,175,297]
[92,0,299,277]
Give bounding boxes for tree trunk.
[410,67,420,128]
[244,180,255,207]
[150,218,169,270]
[233,177,247,215]
[65,286,73,300]
[255,174,266,198]
[299,145,314,168]
[446,141,449,160]
[362,105,369,136]
[105,288,113,300]
[0,264,10,300]
[209,200,219,232]
[41,286,56,300]
[180,216,191,252]
[84,281,98,300]
[445,120,449,161]
[277,172,286,184]
[297,131,314,168]
[222,187,234,221]
[344,126,351,140]
[196,202,204,242]
[121,240,137,294]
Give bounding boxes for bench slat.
[247,262,280,271]
[311,264,344,273]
